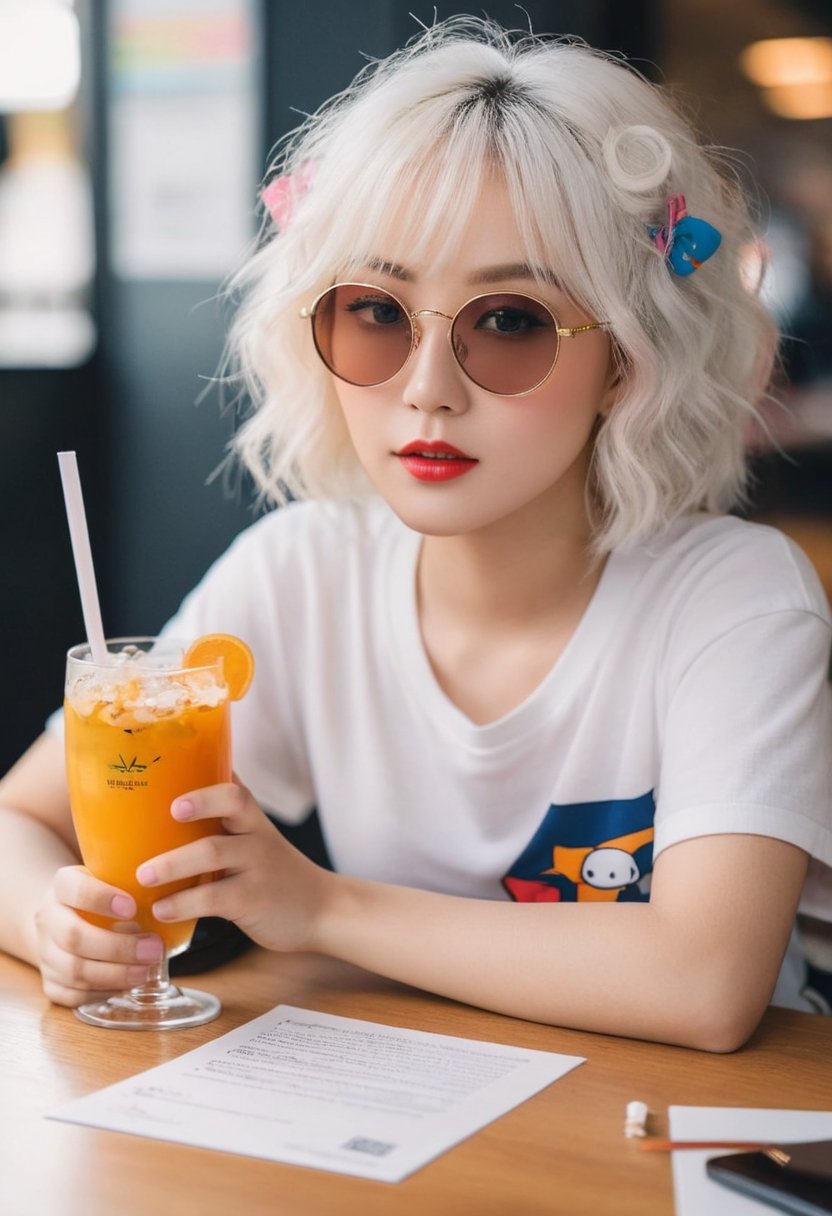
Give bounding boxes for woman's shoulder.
[161,497,402,641]
[609,515,832,699]
[636,513,831,623]
[209,496,400,571]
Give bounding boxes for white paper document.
[669,1105,832,1215]
[50,1005,584,1181]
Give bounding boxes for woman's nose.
[400,316,470,414]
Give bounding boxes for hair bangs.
[492,111,612,322]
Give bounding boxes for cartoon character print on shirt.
[502,792,655,904]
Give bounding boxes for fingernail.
[136,936,164,962]
[172,798,195,821]
[152,900,173,920]
[111,894,135,918]
[136,864,158,886]
[127,965,151,985]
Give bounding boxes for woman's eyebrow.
[363,258,411,281]
[360,258,561,287]
[468,262,560,286]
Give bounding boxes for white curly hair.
[223,15,775,552]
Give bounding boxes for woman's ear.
[598,371,621,418]
[598,346,625,418]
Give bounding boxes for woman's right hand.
[34,865,164,1007]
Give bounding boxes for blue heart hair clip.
[650,194,721,276]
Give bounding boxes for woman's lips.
[395,440,478,482]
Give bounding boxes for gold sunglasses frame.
[300,282,610,398]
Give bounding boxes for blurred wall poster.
[109,0,259,280]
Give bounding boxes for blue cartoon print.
[503,792,655,904]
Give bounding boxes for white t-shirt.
[156,499,832,913]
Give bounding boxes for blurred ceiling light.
[741,38,832,87]
[740,38,832,120]
[0,0,80,112]
[764,81,832,120]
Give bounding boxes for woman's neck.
[417,493,601,633]
[415,504,605,724]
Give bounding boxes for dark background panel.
[0,366,98,766]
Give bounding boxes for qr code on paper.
[342,1136,396,1157]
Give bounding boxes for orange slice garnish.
[182,633,254,701]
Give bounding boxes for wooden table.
[1,946,830,1216]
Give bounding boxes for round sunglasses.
[300,282,610,397]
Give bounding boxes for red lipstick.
[395,440,478,483]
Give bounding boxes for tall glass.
[64,637,230,1029]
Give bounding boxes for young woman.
[1,18,830,1050]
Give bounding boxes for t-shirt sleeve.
[655,603,832,868]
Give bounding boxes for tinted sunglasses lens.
[312,285,413,386]
[452,293,559,394]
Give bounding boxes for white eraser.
[624,1100,650,1138]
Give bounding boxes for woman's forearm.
[130,782,807,1052]
[315,876,705,1042]
[313,835,806,1052]
[0,732,81,966]
[0,807,78,966]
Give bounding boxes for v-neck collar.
[382,521,645,752]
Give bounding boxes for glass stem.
[131,954,175,1003]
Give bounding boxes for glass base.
[74,982,221,1030]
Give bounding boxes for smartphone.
[706,1140,832,1216]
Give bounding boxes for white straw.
[57,451,107,664]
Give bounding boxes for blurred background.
[1,0,831,774]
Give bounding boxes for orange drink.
[65,650,230,954]
[64,635,252,1029]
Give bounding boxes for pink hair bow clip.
[649,194,721,276]
[261,161,317,229]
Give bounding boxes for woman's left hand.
[136,781,329,953]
